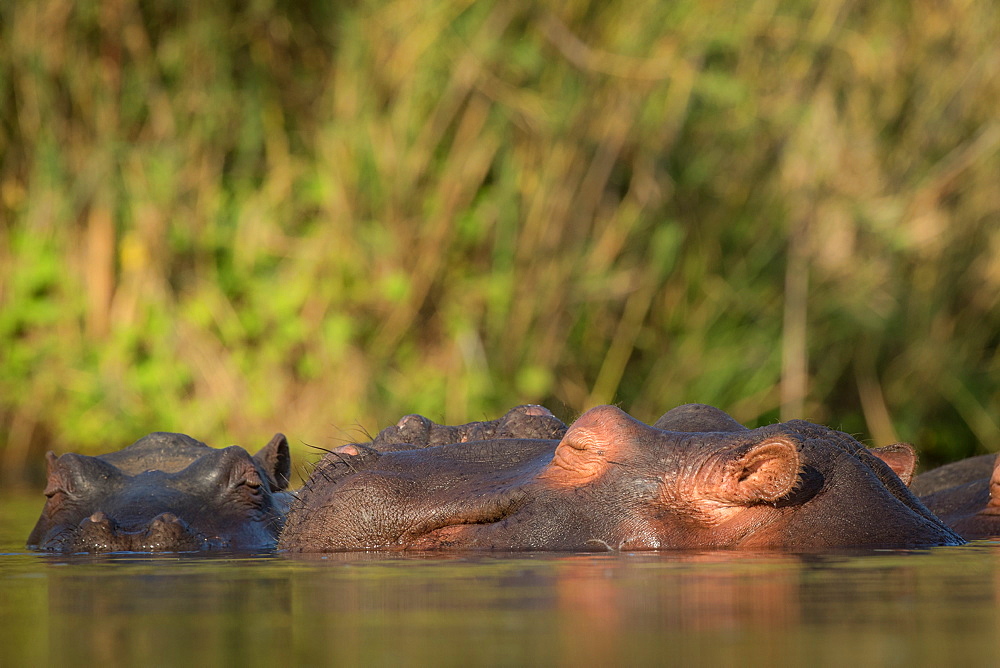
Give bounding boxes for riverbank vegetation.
[1,0,998,485]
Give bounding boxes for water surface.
[2,493,999,666]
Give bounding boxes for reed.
[1,0,998,484]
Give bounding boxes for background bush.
[1,0,998,485]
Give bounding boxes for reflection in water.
[551,552,803,665]
[45,555,293,667]
[2,494,1000,666]
[283,547,1000,666]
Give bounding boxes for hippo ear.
[41,451,59,491]
[869,443,918,486]
[988,456,1000,508]
[253,434,290,492]
[44,452,126,499]
[27,453,64,548]
[542,406,642,485]
[713,437,801,505]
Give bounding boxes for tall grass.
[1,0,998,485]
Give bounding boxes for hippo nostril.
[82,511,115,530]
[76,511,119,552]
[141,513,204,551]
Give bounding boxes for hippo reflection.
[279,404,962,552]
[28,432,291,553]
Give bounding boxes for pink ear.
[870,443,918,486]
[715,437,801,505]
[989,456,1000,508]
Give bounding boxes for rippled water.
[3,492,1000,666]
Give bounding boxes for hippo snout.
[140,513,206,551]
[70,511,206,552]
[75,511,119,552]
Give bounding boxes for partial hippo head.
[312,404,568,500]
[278,405,961,552]
[654,404,921,486]
[28,432,291,553]
[911,453,1000,540]
[348,404,568,454]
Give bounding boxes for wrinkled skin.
[305,405,567,495]
[910,454,1000,539]
[28,432,292,553]
[653,403,921,486]
[279,404,962,552]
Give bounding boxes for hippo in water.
[28,432,292,553]
[909,454,1000,540]
[278,404,962,552]
[339,404,568,455]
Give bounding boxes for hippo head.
[280,405,960,552]
[917,454,1000,540]
[532,405,952,549]
[653,403,921,486]
[528,405,807,549]
[27,432,291,553]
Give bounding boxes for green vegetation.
[1,0,998,484]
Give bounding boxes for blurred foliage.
[1,0,998,485]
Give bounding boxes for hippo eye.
[235,477,263,494]
[226,460,265,495]
[43,482,69,499]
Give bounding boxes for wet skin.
[910,454,1000,539]
[279,404,963,552]
[28,432,292,553]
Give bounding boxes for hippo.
[278,404,963,552]
[301,404,568,505]
[28,432,292,553]
[909,454,1000,540]
[338,404,568,455]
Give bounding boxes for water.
[3,492,1000,667]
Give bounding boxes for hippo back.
[98,432,217,474]
[910,454,997,497]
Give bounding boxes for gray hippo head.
[27,432,291,553]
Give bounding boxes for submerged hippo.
[278,404,962,552]
[28,432,291,553]
[909,454,1000,539]
[339,404,568,455]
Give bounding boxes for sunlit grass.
[1,0,998,483]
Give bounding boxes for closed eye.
[234,478,264,495]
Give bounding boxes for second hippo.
[28,432,292,553]
[910,453,1000,540]
[279,404,962,552]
